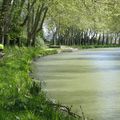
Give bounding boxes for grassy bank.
[72,44,120,49]
[0,47,81,120]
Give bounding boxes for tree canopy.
[0,0,120,46]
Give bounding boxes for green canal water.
[33,48,120,120]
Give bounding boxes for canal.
[33,48,120,120]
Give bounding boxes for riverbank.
[72,44,120,49]
[0,47,82,120]
[50,44,120,53]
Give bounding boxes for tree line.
[52,27,120,46]
[0,0,120,47]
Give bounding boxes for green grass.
[72,44,120,49]
[0,47,81,120]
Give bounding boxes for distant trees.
[0,0,120,46]
[47,0,120,46]
[55,27,120,46]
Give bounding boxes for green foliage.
[36,36,46,47]
[0,44,4,49]
[30,81,41,96]
[0,0,120,46]
[0,47,80,120]
[47,0,120,33]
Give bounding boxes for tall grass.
[0,47,81,120]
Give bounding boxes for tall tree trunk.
[0,0,12,44]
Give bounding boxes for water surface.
[33,48,120,120]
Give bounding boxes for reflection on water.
[33,48,120,120]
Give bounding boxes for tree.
[0,0,12,44]
[0,0,120,46]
